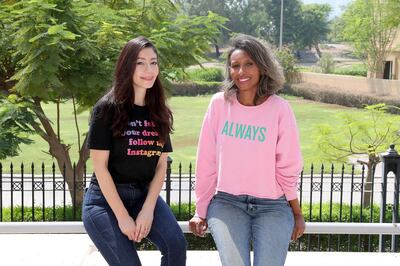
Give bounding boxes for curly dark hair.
[222,34,285,103]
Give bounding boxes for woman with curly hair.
[189,34,305,266]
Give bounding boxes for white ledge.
[0,221,399,235]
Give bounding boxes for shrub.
[186,67,224,82]
[171,81,221,96]
[318,54,335,73]
[275,47,301,84]
[1,205,82,222]
[332,64,367,77]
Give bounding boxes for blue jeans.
[82,182,187,266]
[207,191,294,266]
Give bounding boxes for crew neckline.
[133,104,147,109]
[234,94,274,109]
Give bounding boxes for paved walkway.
[0,234,399,266]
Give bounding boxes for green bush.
[332,64,367,77]
[171,81,221,96]
[275,47,301,84]
[317,54,335,74]
[186,67,224,82]
[1,205,82,221]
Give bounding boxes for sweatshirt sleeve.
[194,95,219,218]
[275,101,303,201]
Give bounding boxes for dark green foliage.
[275,47,301,84]
[186,68,224,82]
[171,81,220,96]
[1,205,82,222]
[332,64,367,77]
[2,202,390,223]
[0,97,37,159]
[298,3,331,53]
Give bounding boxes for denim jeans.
[82,182,187,266]
[207,191,294,266]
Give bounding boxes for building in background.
[383,29,400,80]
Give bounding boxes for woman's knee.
[162,228,187,254]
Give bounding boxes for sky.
[302,0,352,18]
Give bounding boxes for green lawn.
[0,95,392,174]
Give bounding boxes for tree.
[341,0,399,78]
[175,0,254,44]
[0,96,36,159]
[299,4,331,58]
[177,0,333,51]
[328,16,345,43]
[275,46,300,84]
[264,0,303,47]
[0,0,225,205]
[0,1,16,94]
[314,104,400,207]
[386,0,400,27]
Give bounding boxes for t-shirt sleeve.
[87,102,113,150]
[162,134,173,153]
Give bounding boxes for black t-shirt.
[87,101,172,185]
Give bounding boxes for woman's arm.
[134,152,169,242]
[274,102,305,240]
[91,149,136,241]
[189,95,220,237]
[288,198,305,240]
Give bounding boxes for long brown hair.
[100,36,173,142]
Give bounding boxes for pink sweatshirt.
[195,92,303,218]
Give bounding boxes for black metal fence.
[0,145,399,252]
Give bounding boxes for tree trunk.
[31,97,89,208]
[215,43,220,58]
[363,154,380,207]
[363,163,374,208]
[314,43,322,59]
[368,53,385,79]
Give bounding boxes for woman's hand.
[134,207,154,242]
[291,213,305,240]
[189,216,208,237]
[117,214,137,241]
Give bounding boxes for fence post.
[165,156,172,206]
[379,144,400,252]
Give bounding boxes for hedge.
[170,81,221,96]
[283,83,400,113]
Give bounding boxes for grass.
[1,95,395,174]
[0,102,91,173]
[297,63,367,77]
[331,63,367,77]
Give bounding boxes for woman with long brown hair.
[82,36,186,266]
